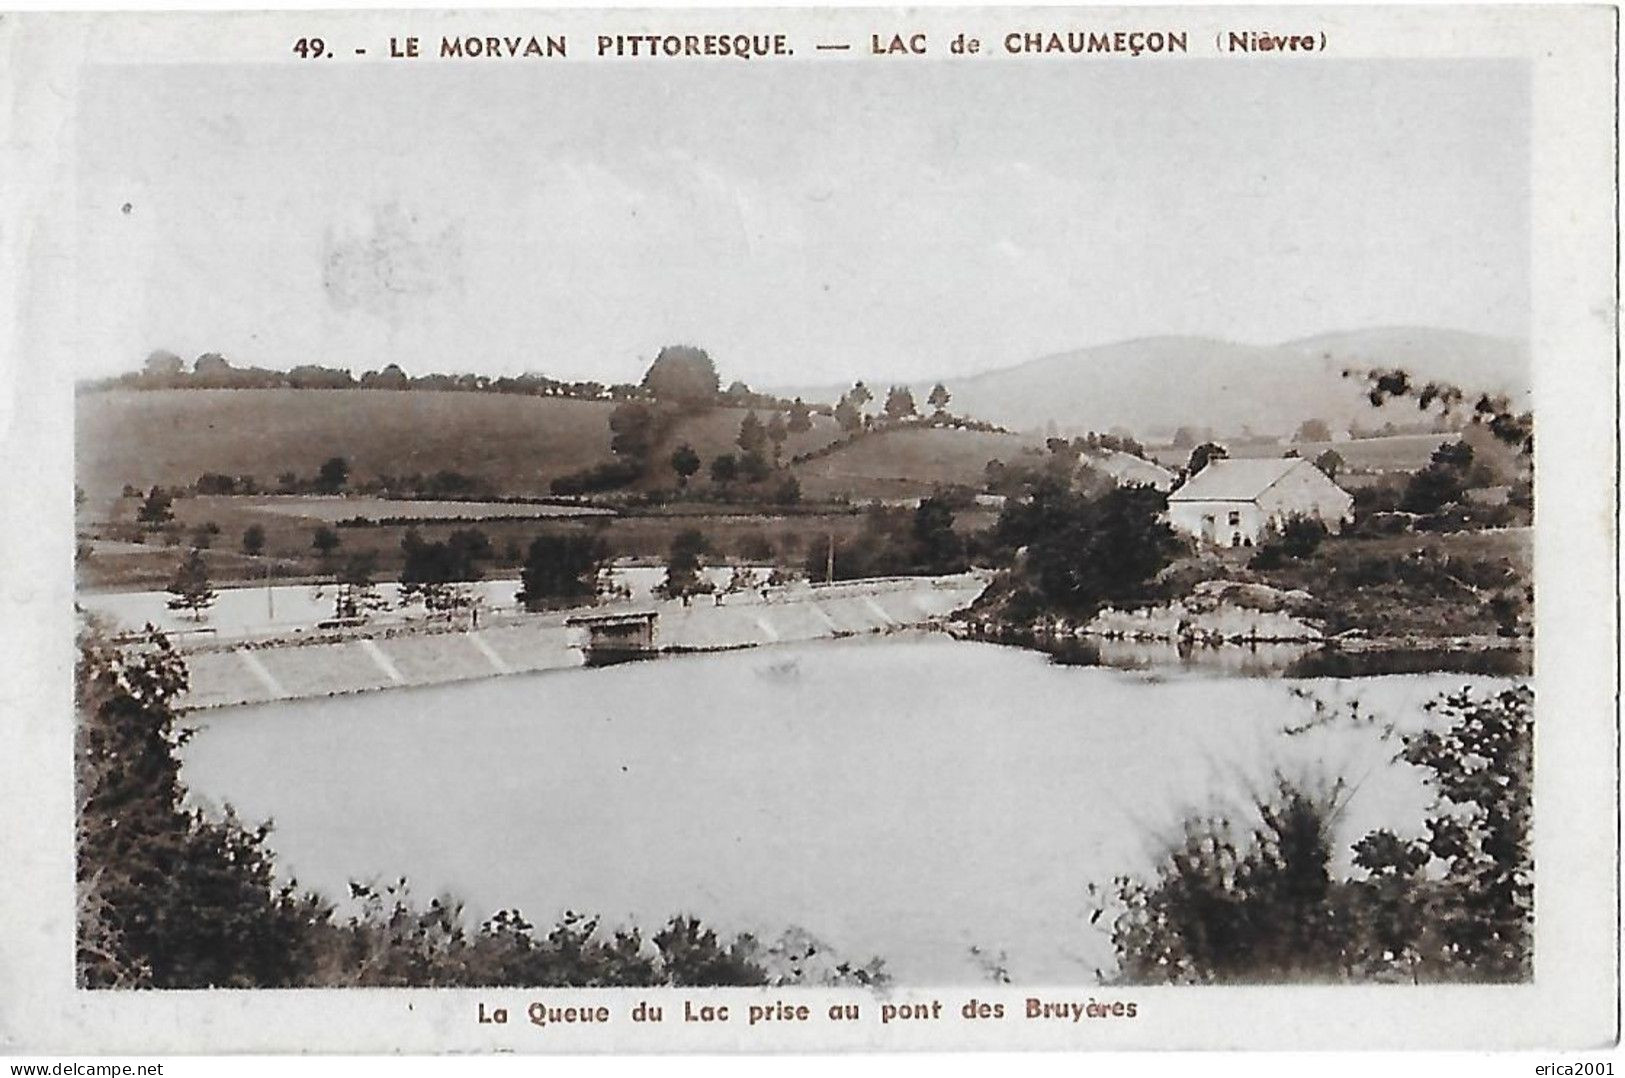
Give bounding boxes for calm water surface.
[180,635,1508,983]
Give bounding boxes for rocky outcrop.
[1085,580,1324,643]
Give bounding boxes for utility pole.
[826,531,835,584]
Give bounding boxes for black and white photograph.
[1,3,1617,1058]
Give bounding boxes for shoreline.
[164,573,991,710]
[950,618,1532,678]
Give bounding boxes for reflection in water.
[1283,647,1530,679]
[995,628,1530,680]
[180,635,1518,984]
[1042,636,1319,677]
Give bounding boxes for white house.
[1079,449,1177,492]
[1167,457,1353,547]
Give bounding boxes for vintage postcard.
[0,3,1617,1056]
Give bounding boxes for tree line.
[88,344,815,416]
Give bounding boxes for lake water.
[179,634,1508,984]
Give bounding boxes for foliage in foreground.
[76,625,886,989]
[1104,685,1532,984]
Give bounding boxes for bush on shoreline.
[1102,684,1532,985]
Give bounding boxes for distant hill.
[777,328,1529,438]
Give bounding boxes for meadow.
[77,490,904,591]
[1146,433,1450,473]
[75,388,847,506]
[250,497,615,523]
[792,426,1041,500]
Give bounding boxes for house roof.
[1168,457,1312,503]
[1082,450,1176,488]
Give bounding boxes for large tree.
[316,457,350,494]
[669,443,701,487]
[737,411,768,457]
[1313,449,1346,480]
[787,398,813,434]
[641,345,720,409]
[1294,418,1333,443]
[137,486,174,526]
[1185,442,1229,478]
[1401,440,1474,514]
[165,548,216,620]
[311,526,341,560]
[366,363,410,390]
[996,483,1185,618]
[517,533,607,610]
[193,352,231,378]
[333,551,386,620]
[609,402,657,463]
[910,496,965,574]
[834,399,861,433]
[883,385,917,421]
[765,413,789,460]
[398,527,489,610]
[710,453,740,488]
[143,349,184,379]
[658,528,711,599]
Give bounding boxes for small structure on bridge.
[565,610,659,666]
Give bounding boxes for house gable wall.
[1255,462,1355,532]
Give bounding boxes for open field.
[249,497,614,523]
[76,488,924,590]
[1147,433,1450,474]
[78,389,611,503]
[792,426,1041,500]
[76,389,847,506]
[80,482,1003,591]
[1334,526,1532,575]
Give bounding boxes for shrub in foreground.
[76,625,886,989]
[1104,685,1532,984]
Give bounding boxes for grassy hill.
[792,426,1041,501]
[640,402,843,481]
[75,389,847,507]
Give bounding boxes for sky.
[73,58,1529,388]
